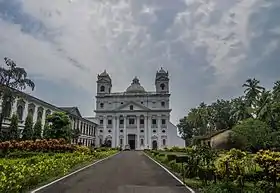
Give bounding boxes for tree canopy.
[0,57,35,138]
[178,78,280,151]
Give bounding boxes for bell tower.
[155,67,169,93]
[97,70,112,95]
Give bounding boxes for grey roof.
[125,77,146,93]
[59,107,82,117]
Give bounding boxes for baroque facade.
[0,87,97,146]
[91,68,185,150]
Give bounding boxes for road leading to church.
[36,151,192,193]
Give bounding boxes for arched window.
[100,86,105,92]
[37,107,43,121]
[100,103,104,108]
[130,105,133,110]
[160,83,165,90]
[161,101,165,107]
[17,105,24,120]
[162,139,166,146]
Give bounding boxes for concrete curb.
[30,152,121,193]
[143,152,196,193]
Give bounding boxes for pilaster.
[115,116,119,148]
[136,115,140,150]
[124,115,127,146]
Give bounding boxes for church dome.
[126,77,146,93]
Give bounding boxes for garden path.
[35,151,192,193]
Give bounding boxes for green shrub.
[167,154,177,161]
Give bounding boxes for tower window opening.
[100,86,105,92]
[160,83,165,90]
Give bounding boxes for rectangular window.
[140,139,144,146]
[120,138,123,145]
[129,118,135,125]
[100,119,103,124]
[108,119,112,125]
[140,119,144,124]
[161,119,166,125]
[120,119,124,124]
[152,119,157,125]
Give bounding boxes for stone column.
[22,101,29,121]
[157,115,161,148]
[148,115,152,149]
[145,115,148,149]
[136,115,140,150]
[115,116,119,148]
[124,115,127,146]
[112,116,116,148]
[41,108,46,137]
[33,105,38,124]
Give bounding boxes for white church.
[88,68,185,150]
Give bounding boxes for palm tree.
[0,57,35,135]
[272,81,280,101]
[242,78,265,107]
[256,91,272,121]
[231,96,251,123]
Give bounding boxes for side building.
[0,86,97,146]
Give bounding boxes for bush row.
[0,150,117,193]
[145,147,280,192]
[0,139,75,153]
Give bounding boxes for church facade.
[91,68,185,150]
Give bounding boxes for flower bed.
[0,139,75,153]
[0,150,117,193]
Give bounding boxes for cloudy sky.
[0,0,280,124]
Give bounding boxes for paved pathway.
[36,151,192,193]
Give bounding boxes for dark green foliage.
[167,154,177,161]
[22,114,33,140]
[33,119,42,139]
[42,123,51,139]
[8,114,19,140]
[46,112,72,142]
[232,118,271,152]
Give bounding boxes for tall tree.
[46,111,72,142]
[8,114,19,140]
[43,123,51,139]
[22,114,33,140]
[0,57,35,136]
[33,119,42,139]
[177,117,193,146]
[242,78,264,107]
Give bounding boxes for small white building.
[91,68,185,150]
[0,87,97,146]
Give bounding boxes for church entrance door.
[128,134,136,150]
[152,140,158,150]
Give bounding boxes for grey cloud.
[0,0,280,123]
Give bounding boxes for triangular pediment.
[60,107,82,117]
[114,101,151,111]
